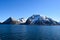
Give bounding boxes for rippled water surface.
[0,24,60,40]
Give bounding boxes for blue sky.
[0,0,60,22]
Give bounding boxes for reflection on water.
[0,25,60,40]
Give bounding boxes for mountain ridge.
[0,14,60,25]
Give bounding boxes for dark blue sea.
[0,24,60,40]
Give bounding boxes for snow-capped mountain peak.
[26,14,59,25]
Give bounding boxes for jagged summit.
[19,18,26,23]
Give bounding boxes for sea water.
[0,24,60,40]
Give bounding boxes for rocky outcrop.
[19,18,26,24]
[26,15,60,25]
[19,18,26,23]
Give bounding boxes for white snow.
[19,18,26,23]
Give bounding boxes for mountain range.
[0,15,60,25]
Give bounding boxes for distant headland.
[0,15,60,25]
